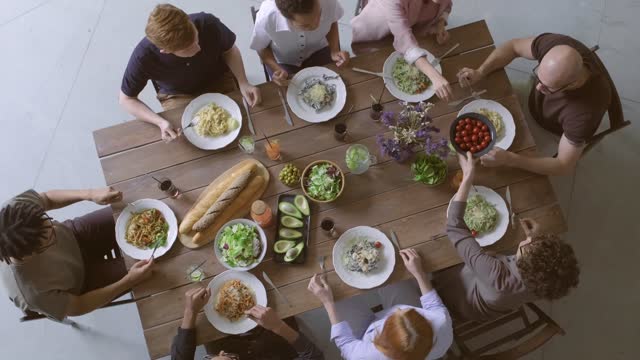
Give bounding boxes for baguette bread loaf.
[179,162,256,234]
[192,169,254,231]
[192,175,264,245]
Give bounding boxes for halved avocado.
[279,202,302,219]
[284,242,305,262]
[274,240,296,254]
[281,215,304,228]
[279,228,302,239]
[294,195,310,216]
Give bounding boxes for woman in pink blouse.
[351,0,454,100]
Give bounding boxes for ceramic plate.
[182,93,242,150]
[459,100,516,150]
[287,67,346,123]
[382,51,442,103]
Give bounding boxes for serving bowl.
[301,160,346,203]
[213,218,267,271]
[449,112,497,158]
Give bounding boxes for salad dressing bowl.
[301,160,346,203]
[213,218,267,271]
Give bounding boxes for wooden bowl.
[300,160,346,203]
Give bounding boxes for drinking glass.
[345,144,377,175]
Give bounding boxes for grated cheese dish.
[299,78,336,112]
[344,237,380,273]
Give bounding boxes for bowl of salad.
[214,219,267,271]
[301,160,345,203]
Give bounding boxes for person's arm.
[481,135,584,176]
[458,36,537,87]
[118,91,178,141]
[222,45,262,107]
[171,287,211,360]
[400,248,433,295]
[246,305,324,360]
[326,22,349,67]
[39,187,122,211]
[66,259,153,316]
[258,47,289,86]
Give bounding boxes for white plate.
[447,186,508,247]
[204,270,267,335]
[214,219,267,271]
[383,51,442,103]
[286,67,346,123]
[459,100,516,150]
[181,93,243,150]
[115,199,178,260]
[333,226,396,289]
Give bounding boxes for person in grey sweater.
[171,287,323,360]
[433,152,580,322]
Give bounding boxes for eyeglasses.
[35,216,57,254]
[532,64,572,94]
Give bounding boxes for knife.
[242,97,256,135]
[448,89,487,107]
[277,88,294,126]
[506,186,516,229]
[262,271,292,308]
[389,230,401,250]
[431,42,460,67]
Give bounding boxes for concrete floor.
[1,0,638,359]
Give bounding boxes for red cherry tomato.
[481,140,488,148]
[374,241,382,248]
[476,120,483,127]
[461,130,468,136]
[471,230,478,237]
[465,118,472,124]
[463,136,470,143]
[482,124,489,131]
[484,135,491,142]
[483,131,490,137]
[472,127,480,134]
[471,134,478,142]
[454,137,462,144]
[464,124,472,131]
[460,143,468,150]
[456,124,463,131]
[470,146,477,153]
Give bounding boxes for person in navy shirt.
[119,4,261,142]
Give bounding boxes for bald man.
[456,33,612,176]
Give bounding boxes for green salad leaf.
[392,58,431,94]
[305,163,342,201]
[217,223,260,267]
[411,154,448,185]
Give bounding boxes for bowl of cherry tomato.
[450,113,497,157]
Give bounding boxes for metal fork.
[317,255,326,273]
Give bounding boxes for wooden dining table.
[92,20,567,359]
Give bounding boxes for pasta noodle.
[125,208,169,249]
[194,103,239,137]
[214,280,256,321]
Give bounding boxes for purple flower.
[381,111,395,127]
[424,136,450,159]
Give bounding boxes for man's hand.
[307,273,333,305]
[184,287,211,314]
[245,305,285,332]
[480,147,513,167]
[400,249,425,280]
[271,68,289,87]
[457,151,477,182]
[331,51,350,67]
[457,67,484,88]
[125,258,154,286]
[240,83,262,107]
[159,119,180,142]
[520,218,541,238]
[89,187,122,205]
[431,72,453,101]
[436,19,450,45]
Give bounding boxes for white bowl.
[214,218,267,271]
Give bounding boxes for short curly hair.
[0,201,50,264]
[517,234,579,300]
[145,4,196,52]
[275,0,316,20]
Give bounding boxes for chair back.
[584,45,631,153]
[450,303,565,359]
[355,0,369,16]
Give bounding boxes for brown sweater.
[433,201,536,322]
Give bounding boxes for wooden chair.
[250,6,272,83]
[447,303,564,359]
[583,45,631,154]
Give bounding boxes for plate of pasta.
[287,67,346,123]
[459,100,515,150]
[115,199,178,260]
[204,270,267,334]
[182,93,243,150]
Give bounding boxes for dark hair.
[275,0,316,19]
[517,234,580,300]
[0,201,51,264]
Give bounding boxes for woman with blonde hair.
[308,249,452,359]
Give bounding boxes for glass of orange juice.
[265,139,281,160]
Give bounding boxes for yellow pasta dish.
[478,107,504,138]
[194,103,239,137]
[125,208,169,249]
[215,279,256,321]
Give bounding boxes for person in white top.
[308,249,453,360]
[250,0,350,86]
